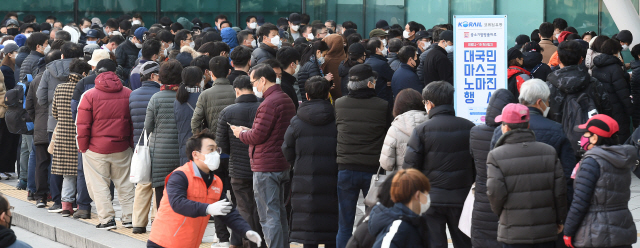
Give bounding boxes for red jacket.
[76,71,133,154]
[239,84,296,172]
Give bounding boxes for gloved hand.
[206,199,232,216]
[563,236,574,248]
[246,230,262,244]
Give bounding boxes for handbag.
[130,128,152,184]
[458,183,475,237]
[48,125,58,154]
[364,166,388,207]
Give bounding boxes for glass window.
[406,0,447,30]
[240,0,301,29]
[79,0,156,29]
[0,0,75,26]
[599,1,639,63]
[365,0,404,38]
[451,0,494,16]
[306,0,363,36]
[546,0,598,36]
[162,0,236,30]
[497,0,543,48]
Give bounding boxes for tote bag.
[130,129,152,184]
[364,166,388,207]
[458,183,475,237]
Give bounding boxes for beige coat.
[539,39,557,64]
[379,110,428,171]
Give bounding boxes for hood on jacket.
[47,58,73,81]
[507,66,530,78]
[95,71,124,93]
[297,99,335,126]
[593,53,624,68]
[522,52,543,70]
[485,89,517,127]
[221,27,239,49]
[586,145,638,170]
[495,129,536,148]
[368,203,421,237]
[323,34,346,59]
[547,65,592,95]
[393,110,428,136]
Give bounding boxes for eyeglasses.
[6,206,13,212]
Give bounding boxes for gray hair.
[347,76,376,91]
[518,78,550,105]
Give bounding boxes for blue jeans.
[47,132,63,205]
[253,171,289,248]
[19,135,33,182]
[27,142,36,193]
[336,170,373,248]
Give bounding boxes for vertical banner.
[453,15,508,125]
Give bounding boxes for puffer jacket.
[250,43,277,67]
[584,49,601,75]
[36,58,72,132]
[115,39,141,81]
[522,51,552,81]
[216,94,260,179]
[379,110,428,171]
[338,60,360,97]
[25,67,48,145]
[145,88,181,188]
[175,92,200,165]
[239,85,296,172]
[591,53,632,142]
[19,51,44,86]
[630,60,640,128]
[486,129,567,244]
[282,99,339,244]
[387,52,401,72]
[14,46,28,83]
[391,63,423,99]
[297,56,323,102]
[335,88,389,173]
[76,71,133,154]
[365,54,394,103]
[322,34,346,98]
[129,81,160,143]
[368,203,425,248]
[404,104,475,207]
[191,78,235,135]
[564,145,637,247]
[422,45,453,86]
[469,89,515,248]
[416,43,438,82]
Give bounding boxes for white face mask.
[135,41,143,48]
[555,33,560,39]
[291,25,300,32]
[43,45,51,55]
[189,41,195,48]
[25,33,31,39]
[541,101,550,117]
[201,151,220,171]
[132,20,142,26]
[276,78,281,84]
[294,64,300,74]
[317,56,325,65]
[253,79,264,98]
[381,39,387,47]
[82,27,90,34]
[270,35,281,47]
[251,39,258,48]
[421,41,429,50]
[623,44,630,51]
[381,47,388,57]
[87,40,97,45]
[403,30,411,39]
[420,193,431,215]
[307,33,314,40]
[445,44,453,53]
[200,78,206,89]
[163,47,169,57]
[249,22,257,29]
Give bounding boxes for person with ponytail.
[175,66,203,165]
[297,40,332,102]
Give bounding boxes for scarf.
[185,86,201,93]
[160,84,180,91]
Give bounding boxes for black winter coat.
[338,60,360,97]
[630,60,640,128]
[346,215,375,248]
[115,39,140,82]
[19,51,44,87]
[250,43,276,67]
[591,54,632,142]
[404,104,475,207]
[469,89,515,248]
[282,99,339,244]
[522,51,552,81]
[216,94,260,179]
[174,92,200,165]
[14,47,29,84]
[280,71,299,110]
[364,54,394,103]
[422,46,453,86]
[24,69,48,145]
[129,81,160,144]
[297,57,323,103]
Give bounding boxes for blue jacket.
[174,92,200,165]
[365,54,394,103]
[368,203,424,248]
[129,81,160,143]
[221,27,239,50]
[129,59,149,91]
[491,107,576,204]
[391,63,423,99]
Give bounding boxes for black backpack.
[4,83,33,135]
[561,91,598,153]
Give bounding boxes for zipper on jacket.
[173,217,187,236]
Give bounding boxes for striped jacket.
[368,203,425,248]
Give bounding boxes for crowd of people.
[0,10,638,248]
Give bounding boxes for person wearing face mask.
[4,19,20,36]
[245,15,258,35]
[386,38,403,72]
[0,194,32,248]
[422,30,454,86]
[506,47,531,99]
[228,45,252,85]
[287,13,303,44]
[486,103,567,248]
[553,18,568,46]
[321,34,346,98]
[297,40,332,103]
[129,39,161,90]
[415,30,432,54]
[85,29,100,46]
[115,27,144,87]
[563,115,636,248]
[19,33,48,87]
[538,22,557,64]
[368,169,430,248]
[147,131,262,248]
[101,35,124,54]
[250,23,279,66]
[175,66,204,166]
[230,64,296,248]
[237,30,256,49]
[403,21,420,43]
[365,39,394,103]
[276,47,301,110]
[391,46,423,98]
[417,29,442,82]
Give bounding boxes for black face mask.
[5,215,11,229]
[6,28,18,36]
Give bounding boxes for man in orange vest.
[147,131,262,248]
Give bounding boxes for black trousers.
[424,206,471,248]
[34,144,51,201]
[231,177,265,248]
[213,158,235,243]
[502,241,555,248]
[154,186,164,209]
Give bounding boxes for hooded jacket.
[522,51,552,81]
[422,45,453,86]
[631,60,640,128]
[282,99,339,243]
[404,104,475,207]
[76,71,133,154]
[584,49,601,75]
[368,203,425,248]
[191,78,235,135]
[250,43,276,67]
[145,87,181,188]
[129,81,160,143]
[322,34,346,98]
[379,110,428,171]
[386,52,401,72]
[365,54,394,103]
[487,129,567,244]
[564,145,637,247]
[391,63,423,99]
[216,94,260,179]
[36,58,73,132]
[221,27,239,50]
[507,66,531,99]
[591,53,632,142]
[469,89,515,248]
[297,55,323,102]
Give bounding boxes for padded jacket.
[175,92,200,166]
[36,58,72,132]
[297,56,323,102]
[25,67,48,145]
[422,45,453,86]
[250,43,276,67]
[129,81,160,144]
[191,78,235,135]
[379,110,428,171]
[591,53,632,142]
[216,94,260,179]
[416,43,438,82]
[145,89,181,188]
[391,63,423,99]
[522,51,552,81]
[115,39,141,81]
[630,60,640,128]
[19,51,44,86]
[365,54,394,103]
[387,52,401,72]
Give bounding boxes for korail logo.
[458,21,482,28]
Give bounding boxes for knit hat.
[439,30,453,42]
[95,59,117,73]
[348,42,366,55]
[134,27,148,42]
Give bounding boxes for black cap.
[522,41,542,53]
[507,47,523,61]
[516,34,530,45]
[86,29,99,38]
[376,20,389,30]
[288,13,301,25]
[349,64,378,81]
[176,52,193,67]
[96,59,117,73]
[440,30,453,42]
[294,37,308,45]
[415,31,431,40]
[618,30,633,44]
[348,42,366,54]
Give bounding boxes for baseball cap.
[88,49,111,67]
[415,31,431,40]
[495,103,530,124]
[140,61,160,78]
[134,27,148,42]
[440,30,453,42]
[618,30,633,44]
[2,43,18,54]
[516,34,530,45]
[83,44,100,54]
[91,17,103,28]
[86,29,99,38]
[349,64,378,82]
[14,34,26,47]
[574,114,619,138]
[348,42,366,55]
[369,29,387,38]
[5,19,19,28]
[376,20,389,30]
[288,13,301,25]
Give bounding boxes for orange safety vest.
[148,161,223,248]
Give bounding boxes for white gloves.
[246,230,262,244]
[206,199,232,216]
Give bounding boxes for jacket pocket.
[173,217,187,237]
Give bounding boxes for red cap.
[495,103,530,124]
[573,114,619,138]
[558,31,572,43]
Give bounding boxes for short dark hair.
[20,23,35,33]
[250,64,277,83]
[325,20,336,28]
[422,81,454,106]
[159,59,183,85]
[141,39,161,60]
[61,42,83,59]
[237,30,253,45]
[55,30,71,41]
[190,55,211,74]
[157,30,174,43]
[432,29,444,42]
[177,66,204,103]
[233,75,252,90]
[211,41,230,56]
[45,50,62,64]
[108,35,125,45]
[174,29,191,46]
[23,14,36,23]
[51,40,67,51]
[69,58,91,75]
[553,18,568,31]
[105,18,119,29]
[46,16,57,22]
[261,59,282,71]
[300,13,310,25]
[393,89,424,117]
[198,42,216,56]
[209,56,231,78]
[186,130,217,161]
[276,47,301,68]
[342,21,357,30]
[26,32,48,51]
[504,122,529,130]
[387,29,402,39]
[538,22,554,38]
[589,35,609,53]
[305,76,331,99]
[557,40,584,66]
[600,39,622,56]
[230,45,252,67]
[531,29,541,43]
[219,21,232,28]
[246,16,257,23]
[258,23,278,42]
[170,23,184,33]
[119,19,132,32]
[366,39,382,55]
[215,14,228,22]
[631,43,640,61]
[398,46,417,64]
[407,21,420,33]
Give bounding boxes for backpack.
[4,82,33,135]
[561,91,598,153]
